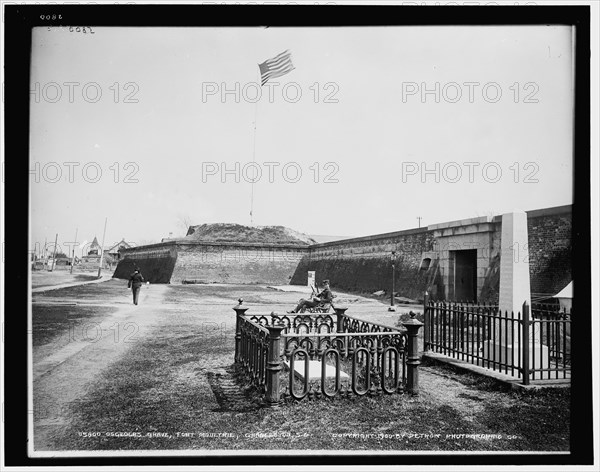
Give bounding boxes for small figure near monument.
[128,267,145,305]
[288,280,334,313]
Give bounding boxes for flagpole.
[250,69,260,227]
[251,50,294,227]
[43,237,47,270]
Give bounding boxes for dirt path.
[32,284,171,450]
[32,275,112,293]
[31,271,112,290]
[31,283,569,453]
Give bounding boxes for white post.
[50,233,58,272]
[97,218,108,278]
[70,228,78,274]
[43,237,47,269]
[498,210,531,339]
[484,210,547,371]
[307,271,315,291]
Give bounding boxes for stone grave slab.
[284,360,349,381]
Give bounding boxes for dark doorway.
[452,250,477,302]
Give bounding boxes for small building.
[87,236,101,257]
[106,239,134,261]
[54,257,71,266]
[80,236,107,269]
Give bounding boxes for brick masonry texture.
[112,206,572,299]
[527,212,572,296]
[290,229,434,300]
[113,242,307,285]
[170,244,307,284]
[292,207,571,300]
[113,252,177,283]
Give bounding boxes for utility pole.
[417,216,422,228]
[97,217,108,278]
[388,250,397,312]
[43,237,47,269]
[50,233,58,272]
[70,228,78,274]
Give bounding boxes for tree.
[177,214,194,236]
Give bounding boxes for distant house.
[78,236,128,269]
[106,239,135,261]
[54,256,71,266]
[80,236,104,267]
[87,236,102,257]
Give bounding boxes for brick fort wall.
[291,205,572,301]
[112,242,178,284]
[526,206,572,296]
[112,205,572,297]
[169,243,307,284]
[291,228,435,301]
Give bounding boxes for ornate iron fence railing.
[423,295,571,385]
[234,300,423,406]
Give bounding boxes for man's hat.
[322,279,330,285]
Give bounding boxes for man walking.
[128,267,145,305]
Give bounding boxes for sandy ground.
[31,281,415,450]
[30,279,569,453]
[32,282,166,448]
[31,271,102,289]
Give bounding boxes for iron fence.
[423,296,571,385]
[234,303,423,406]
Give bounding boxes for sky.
[29,25,574,255]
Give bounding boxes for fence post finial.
[423,292,431,351]
[522,301,530,386]
[334,306,348,331]
[266,323,286,407]
[403,311,424,395]
[234,298,249,363]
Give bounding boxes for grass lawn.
[56,335,570,451]
[31,271,100,289]
[33,282,570,453]
[32,304,116,347]
[33,279,130,300]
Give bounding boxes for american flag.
[258,50,295,86]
